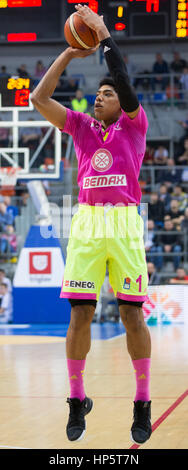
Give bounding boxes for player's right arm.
[30,47,96,130]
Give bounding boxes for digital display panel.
[0,77,32,108]
[0,1,186,42]
[66,1,171,38]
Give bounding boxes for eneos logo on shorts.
[64,280,95,289]
[91,148,113,172]
[123,277,131,290]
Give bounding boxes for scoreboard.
[0,77,32,108]
[0,0,187,41]
[176,0,188,37]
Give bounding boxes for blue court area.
[0,322,126,340]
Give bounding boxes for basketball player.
[31,4,152,445]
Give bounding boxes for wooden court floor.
[0,323,187,450]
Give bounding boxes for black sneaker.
[131,401,152,444]
[66,396,93,442]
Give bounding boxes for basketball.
[64,12,99,50]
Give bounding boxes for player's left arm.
[75,5,139,119]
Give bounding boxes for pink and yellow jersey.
[61,105,148,206]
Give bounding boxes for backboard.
[0,77,63,183]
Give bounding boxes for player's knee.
[119,304,144,334]
[70,304,95,331]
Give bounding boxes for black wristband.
[101,37,139,113]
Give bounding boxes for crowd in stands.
[145,182,188,277]
[104,51,188,96]
[0,195,19,259]
[0,50,188,102]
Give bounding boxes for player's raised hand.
[75,4,104,32]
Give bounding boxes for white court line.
[0,324,30,329]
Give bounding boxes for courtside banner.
[144,285,187,324]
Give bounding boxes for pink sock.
[132,358,151,402]
[67,359,86,402]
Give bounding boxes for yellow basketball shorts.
[60,204,148,303]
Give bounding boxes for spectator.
[176,137,188,165]
[145,219,163,269]
[160,158,182,187]
[3,196,19,225]
[0,268,12,292]
[0,118,9,149]
[0,283,13,323]
[158,184,171,211]
[170,52,187,85]
[71,89,89,113]
[34,60,46,79]
[180,66,188,93]
[176,118,188,140]
[17,64,30,78]
[181,207,188,232]
[165,199,184,229]
[143,145,154,165]
[0,66,9,78]
[0,224,17,254]
[147,262,161,285]
[154,146,169,182]
[141,145,154,183]
[158,219,182,270]
[154,145,168,165]
[151,53,169,91]
[148,192,165,227]
[169,267,188,284]
[171,184,188,211]
[0,202,14,231]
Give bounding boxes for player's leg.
[66,299,96,442]
[118,300,151,361]
[108,206,152,444]
[118,300,152,444]
[66,299,96,360]
[60,205,106,441]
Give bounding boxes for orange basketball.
[64,12,99,50]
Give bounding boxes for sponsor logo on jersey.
[64,280,95,289]
[83,174,127,189]
[123,277,131,290]
[91,148,113,172]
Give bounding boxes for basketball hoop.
[0,166,20,196]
